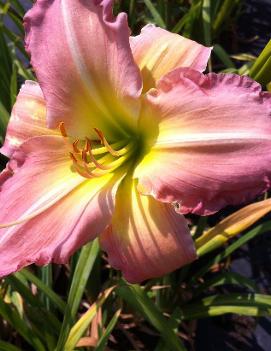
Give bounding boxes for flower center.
[59,122,135,179]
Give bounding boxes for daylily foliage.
[0,0,271,283]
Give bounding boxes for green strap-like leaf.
[0,297,46,351]
[18,269,66,313]
[116,282,187,351]
[249,39,271,87]
[179,293,271,320]
[143,0,166,28]
[95,308,121,351]
[0,341,22,351]
[192,220,271,283]
[64,287,114,351]
[202,0,212,46]
[193,271,259,297]
[55,239,100,351]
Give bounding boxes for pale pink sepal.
[1,81,58,158]
[0,135,118,277]
[130,24,212,92]
[135,69,271,215]
[24,0,142,139]
[100,178,197,283]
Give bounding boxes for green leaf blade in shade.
[95,308,121,351]
[193,271,259,298]
[213,44,235,68]
[143,0,166,28]
[249,39,271,87]
[0,340,22,351]
[192,220,271,283]
[55,239,100,351]
[0,27,12,112]
[116,281,187,351]
[18,269,66,313]
[40,264,53,311]
[202,0,212,46]
[179,294,271,320]
[0,101,10,143]
[0,297,46,351]
[64,287,114,351]
[212,0,241,37]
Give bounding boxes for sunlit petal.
[130,24,211,92]
[100,177,196,283]
[0,135,120,276]
[24,0,142,139]
[1,80,58,158]
[135,69,271,215]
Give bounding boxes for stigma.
[59,122,135,179]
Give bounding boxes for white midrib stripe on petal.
[154,132,271,149]
[0,176,85,245]
[60,0,131,136]
[60,0,107,115]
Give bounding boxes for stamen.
[69,152,78,164]
[81,150,89,164]
[85,139,111,170]
[74,164,95,179]
[59,121,68,137]
[73,139,80,153]
[94,128,122,157]
[91,140,126,156]
[83,164,101,178]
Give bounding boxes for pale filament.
[58,122,134,179]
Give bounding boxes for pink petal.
[0,135,118,276]
[100,178,196,283]
[130,24,211,92]
[24,0,142,139]
[1,81,58,158]
[135,69,271,215]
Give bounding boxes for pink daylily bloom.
[0,0,271,283]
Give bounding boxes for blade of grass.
[212,0,241,37]
[116,281,187,351]
[0,101,9,141]
[18,269,65,313]
[213,44,235,68]
[0,26,12,111]
[10,60,17,106]
[64,287,114,351]
[0,297,46,351]
[179,293,271,320]
[172,2,201,35]
[41,264,53,311]
[95,308,121,351]
[202,0,212,46]
[2,25,28,59]
[0,341,22,351]
[249,39,271,86]
[6,275,45,308]
[193,271,259,297]
[55,239,100,351]
[143,0,166,28]
[191,220,271,284]
[196,198,271,255]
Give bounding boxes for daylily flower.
[0,0,271,283]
